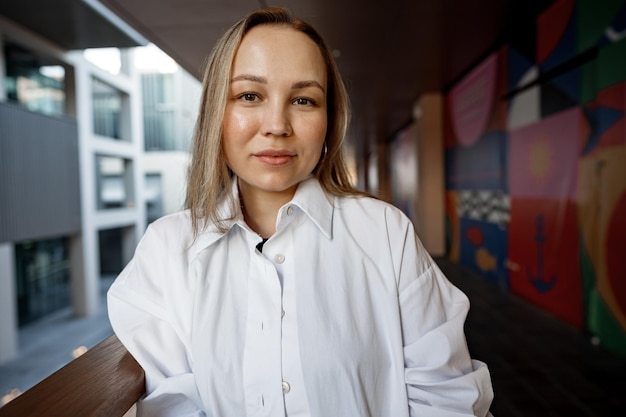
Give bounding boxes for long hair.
[186,7,360,235]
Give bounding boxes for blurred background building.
[0,0,200,365]
[138,54,200,224]
[87,45,201,275]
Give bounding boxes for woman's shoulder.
[139,210,195,248]
[148,210,193,232]
[336,193,406,214]
[335,194,413,227]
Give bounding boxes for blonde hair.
[186,7,360,235]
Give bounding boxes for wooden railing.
[0,335,145,417]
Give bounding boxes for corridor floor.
[438,258,626,416]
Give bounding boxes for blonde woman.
[108,7,493,417]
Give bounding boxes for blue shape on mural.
[508,46,534,92]
[446,131,508,191]
[597,105,624,133]
[459,218,509,288]
[527,215,557,293]
[582,105,624,155]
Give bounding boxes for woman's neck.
[238,183,296,239]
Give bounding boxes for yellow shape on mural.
[529,137,552,180]
[579,145,626,330]
[475,247,497,272]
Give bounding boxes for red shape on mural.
[596,83,626,149]
[508,197,583,328]
[466,226,484,246]
[536,0,575,64]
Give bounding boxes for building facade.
[140,68,201,223]
[0,4,146,363]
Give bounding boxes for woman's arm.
[389,213,494,416]
[107,224,205,417]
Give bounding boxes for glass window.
[15,237,71,326]
[142,73,176,151]
[4,42,66,117]
[99,227,124,276]
[92,77,129,140]
[145,173,164,224]
[95,155,135,210]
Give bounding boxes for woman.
[108,7,494,417]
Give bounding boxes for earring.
[320,143,328,163]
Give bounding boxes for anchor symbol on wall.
[527,215,557,293]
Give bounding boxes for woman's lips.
[254,150,296,166]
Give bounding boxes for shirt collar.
[289,176,334,240]
[191,176,334,254]
[190,178,242,255]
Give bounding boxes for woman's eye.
[293,97,315,106]
[238,93,259,102]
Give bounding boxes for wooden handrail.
[0,335,145,417]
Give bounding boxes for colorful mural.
[444,0,626,355]
[444,48,510,288]
[507,108,586,328]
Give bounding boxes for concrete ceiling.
[0,0,147,49]
[5,0,554,144]
[96,0,554,142]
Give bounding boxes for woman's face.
[222,25,328,199]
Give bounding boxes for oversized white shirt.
[108,177,494,417]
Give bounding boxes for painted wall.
[444,0,626,355]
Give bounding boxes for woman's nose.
[261,102,292,137]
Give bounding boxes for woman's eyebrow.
[231,74,266,83]
[231,75,324,93]
[292,80,325,92]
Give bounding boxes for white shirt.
[108,177,494,417]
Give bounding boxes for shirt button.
[286,206,294,216]
[275,254,285,264]
[281,309,285,318]
[282,381,291,394]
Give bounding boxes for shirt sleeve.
[107,224,206,417]
[391,213,494,416]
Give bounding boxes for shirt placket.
[272,205,311,416]
[243,229,284,417]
